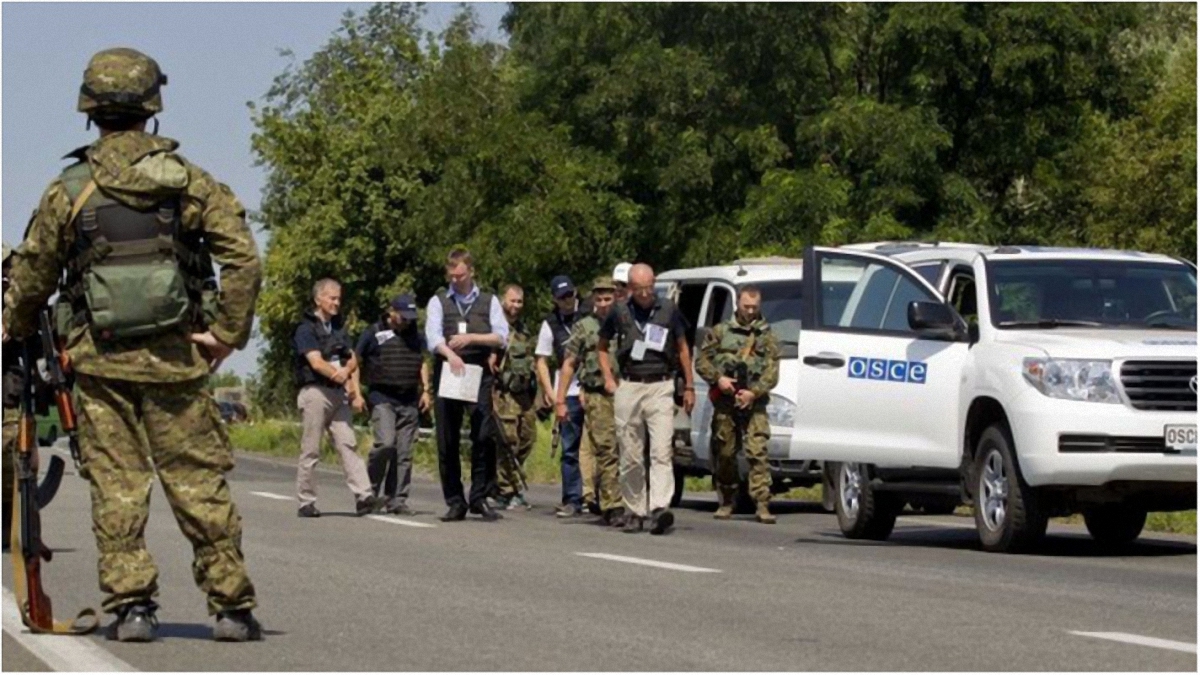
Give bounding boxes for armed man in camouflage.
[557,277,623,526]
[695,286,780,524]
[2,244,18,551]
[492,284,537,510]
[1,48,263,642]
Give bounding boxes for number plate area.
[1164,424,1197,453]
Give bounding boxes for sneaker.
[213,609,263,642]
[649,508,674,536]
[489,495,512,511]
[440,503,468,522]
[106,603,159,642]
[510,493,532,510]
[356,496,380,516]
[621,515,644,533]
[556,503,582,519]
[469,502,502,522]
[297,504,321,518]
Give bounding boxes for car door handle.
[803,353,846,369]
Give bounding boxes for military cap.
[590,276,616,293]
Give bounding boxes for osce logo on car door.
[847,357,927,384]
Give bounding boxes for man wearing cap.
[557,277,624,526]
[612,262,632,303]
[353,294,432,515]
[536,275,586,517]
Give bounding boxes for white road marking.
[249,491,292,501]
[1070,631,1197,654]
[2,587,136,671]
[366,514,437,529]
[575,552,721,573]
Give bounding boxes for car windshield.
[987,259,1197,330]
[755,281,803,358]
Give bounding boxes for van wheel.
[835,462,899,540]
[1083,505,1146,546]
[973,424,1048,553]
[670,464,686,508]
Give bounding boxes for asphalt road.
[3,447,1196,671]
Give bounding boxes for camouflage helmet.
[77,48,167,118]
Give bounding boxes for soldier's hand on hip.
[189,331,233,372]
[717,376,737,395]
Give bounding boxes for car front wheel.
[835,462,899,540]
[973,424,1048,553]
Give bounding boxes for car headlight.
[1022,358,1120,404]
[766,394,796,427]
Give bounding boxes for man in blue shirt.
[353,294,432,515]
[425,249,509,522]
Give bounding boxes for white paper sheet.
[438,363,483,403]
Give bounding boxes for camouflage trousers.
[581,391,620,512]
[75,374,256,616]
[2,407,14,540]
[711,405,772,504]
[494,389,536,498]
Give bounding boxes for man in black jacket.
[352,295,432,515]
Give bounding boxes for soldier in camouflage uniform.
[695,286,780,524]
[557,277,623,525]
[492,285,538,509]
[2,244,17,551]
[1,48,263,641]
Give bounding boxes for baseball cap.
[551,275,576,299]
[390,294,419,319]
[612,262,632,284]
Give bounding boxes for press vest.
[295,310,353,388]
[611,298,680,379]
[437,288,494,364]
[364,322,424,392]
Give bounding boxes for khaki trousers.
[297,385,371,507]
[614,379,676,517]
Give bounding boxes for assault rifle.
[11,330,96,633]
[38,310,82,469]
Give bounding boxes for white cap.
[612,262,633,284]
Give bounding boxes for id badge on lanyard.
[455,297,475,335]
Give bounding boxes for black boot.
[440,503,468,522]
[470,501,502,522]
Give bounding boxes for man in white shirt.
[424,248,509,522]
[535,275,586,517]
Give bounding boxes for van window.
[820,256,938,334]
[704,285,733,327]
[677,282,707,347]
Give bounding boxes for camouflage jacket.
[564,314,620,392]
[498,319,537,395]
[2,131,262,383]
[695,315,780,402]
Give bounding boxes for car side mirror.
[908,301,967,341]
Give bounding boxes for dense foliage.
[249,3,1195,413]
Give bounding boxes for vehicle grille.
[1119,360,1197,412]
[1059,434,1171,453]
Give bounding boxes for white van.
[805,242,1197,552]
[656,259,823,510]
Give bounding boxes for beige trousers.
[297,385,371,507]
[614,379,676,517]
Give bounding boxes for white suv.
[802,242,1196,552]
